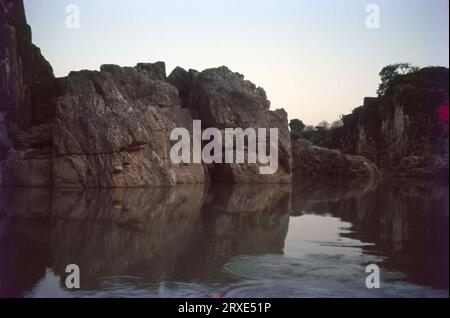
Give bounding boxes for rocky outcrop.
[50,64,292,187]
[169,66,292,183]
[327,68,449,177]
[167,66,198,108]
[0,0,55,186]
[9,0,449,185]
[292,138,378,178]
[52,65,207,187]
[0,1,292,187]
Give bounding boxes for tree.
[289,119,305,133]
[315,121,330,131]
[377,63,419,96]
[289,119,306,140]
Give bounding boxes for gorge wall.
[0,0,292,187]
[0,0,55,186]
[325,68,449,177]
[291,138,379,178]
[2,0,447,186]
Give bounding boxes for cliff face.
[0,0,55,186]
[168,66,292,183]
[292,138,378,178]
[328,67,449,177]
[51,65,207,187]
[2,0,447,185]
[0,0,292,187]
[0,0,54,128]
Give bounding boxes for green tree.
[315,121,330,132]
[377,63,419,96]
[289,119,305,133]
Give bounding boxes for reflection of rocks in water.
[51,186,205,226]
[0,184,291,295]
[292,177,378,215]
[0,216,52,297]
[0,188,52,220]
[2,179,446,295]
[49,186,207,286]
[0,186,206,295]
[176,185,292,279]
[204,185,291,255]
[293,177,449,290]
[207,184,291,214]
[349,179,448,291]
[0,189,52,297]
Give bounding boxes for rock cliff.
[292,138,378,178]
[0,0,54,186]
[2,0,447,186]
[327,68,449,177]
[0,0,292,187]
[51,65,207,187]
[168,66,292,183]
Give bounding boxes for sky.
[24,0,449,125]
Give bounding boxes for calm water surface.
[0,178,448,298]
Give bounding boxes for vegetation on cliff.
[291,65,449,176]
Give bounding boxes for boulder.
[52,64,206,187]
[172,66,292,183]
[292,138,379,178]
[167,66,192,108]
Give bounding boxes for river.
[0,178,448,298]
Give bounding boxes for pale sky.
[24,0,449,125]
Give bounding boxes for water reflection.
[0,185,291,297]
[0,178,448,298]
[293,178,449,291]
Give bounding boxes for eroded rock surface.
[52,66,206,187]
[327,68,449,177]
[1,0,294,187]
[292,138,379,178]
[169,66,292,183]
[0,0,54,186]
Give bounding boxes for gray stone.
[292,138,379,178]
